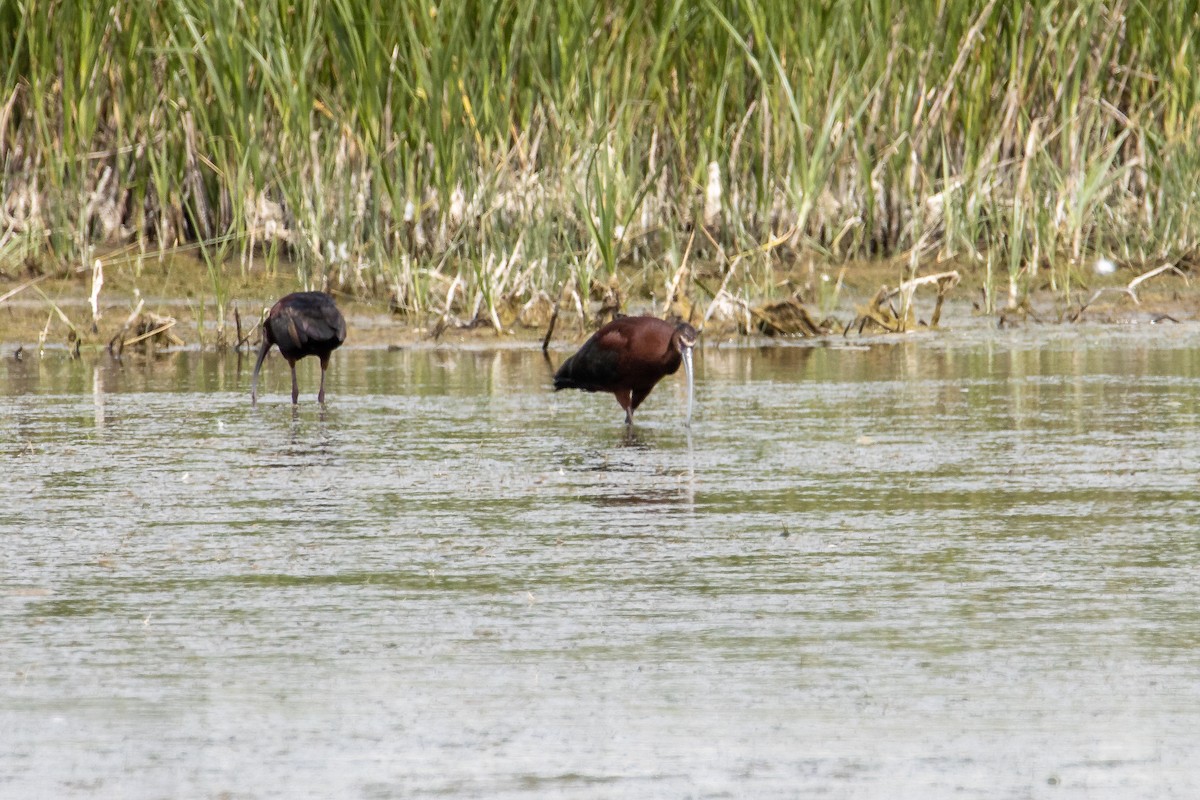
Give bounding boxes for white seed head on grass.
[449,185,465,226]
[704,161,722,228]
[89,259,104,326]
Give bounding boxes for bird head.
[674,322,698,425]
[674,322,699,351]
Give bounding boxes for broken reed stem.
[703,254,742,328]
[0,274,52,306]
[886,270,962,304]
[122,320,178,347]
[662,227,697,317]
[1127,263,1189,293]
[234,305,245,349]
[850,270,961,334]
[541,299,559,353]
[1070,262,1187,321]
[33,287,80,336]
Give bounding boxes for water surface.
[4,323,1200,798]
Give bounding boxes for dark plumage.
[251,291,347,405]
[553,315,697,426]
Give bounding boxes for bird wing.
[592,324,633,353]
[554,326,628,389]
[274,301,343,348]
[322,300,348,344]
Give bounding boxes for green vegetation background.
[2,0,1198,319]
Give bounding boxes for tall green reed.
[1,0,1197,322]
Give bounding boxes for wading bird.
[251,291,347,405]
[553,315,697,426]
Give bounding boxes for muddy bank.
[1,254,1194,353]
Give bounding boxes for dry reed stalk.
[1070,261,1190,321]
[432,272,463,339]
[541,299,559,353]
[1069,287,1136,319]
[0,86,18,164]
[107,297,145,355]
[33,287,79,336]
[1127,262,1189,295]
[703,254,742,327]
[915,0,998,148]
[568,277,586,332]
[182,110,212,240]
[123,316,181,347]
[234,305,247,350]
[661,228,696,317]
[38,313,51,356]
[749,294,829,336]
[852,270,961,334]
[895,270,960,311]
[0,274,51,306]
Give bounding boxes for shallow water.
[4,323,1200,799]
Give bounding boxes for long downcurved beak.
[682,344,694,426]
[250,337,270,405]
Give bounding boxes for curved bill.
[682,344,694,425]
[250,337,270,405]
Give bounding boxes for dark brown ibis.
[251,291,347,405]
[553,315,697,426]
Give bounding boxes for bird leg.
[289,361,300,405]
[630,388,651,414]
[614,388,634,426]
[317,356,329,404]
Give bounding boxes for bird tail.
[551,355,576,391]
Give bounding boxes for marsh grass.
[2,0,1198,330]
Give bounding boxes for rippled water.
[4,322,1200,798]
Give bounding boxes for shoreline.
[2,258,1195,354]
